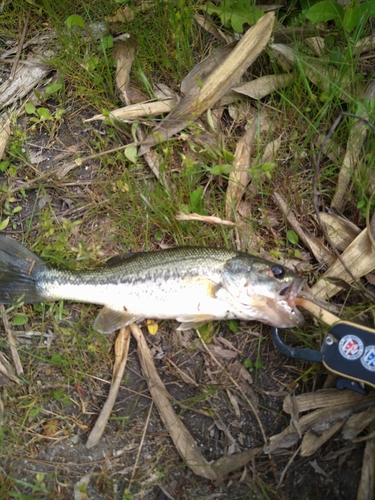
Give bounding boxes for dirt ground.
[2,329,366,500]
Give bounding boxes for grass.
[0,0,374,498]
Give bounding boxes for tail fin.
[0,235,48,303]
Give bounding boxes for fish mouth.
[278,278,305,327]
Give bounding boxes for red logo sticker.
[338,335,364,360]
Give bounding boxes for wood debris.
[0,52,52,110]
[311,228,375,299]
[266,388,375,458]
[86,326,131,449]
[130,323,217,480]
[139,12,275,154]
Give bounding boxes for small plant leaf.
[306,1,344,23]
[287,230,299,245]
[189,186,206,215]
[25,103,36,115]
[210,164,233,175]
[45,83,63,96]
[85,56,99,72]
[0,160,10,172]
[227,319,239,332]
[50,354,65,366]
[66,14,86,29]
[13,314,28,326]
[343,5,361,32]
[206,1,264,33]
[100,36,114,50]
[0,217,9,230]
[55,108,66,120]
[124,145,138,164]
[37,107,52,120]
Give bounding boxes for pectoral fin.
[94,307,142,334]
[176,314,217,331]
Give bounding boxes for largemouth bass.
[0,235,304,333]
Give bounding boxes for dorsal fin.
[105,253,137,267]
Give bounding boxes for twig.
[176,212,236,226]
[124,401,154,496]
[0,304,23,375]
[276,444,301,489]
[86,326,131,449]
[9,9,30,82]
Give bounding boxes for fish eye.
[271,264,286,279]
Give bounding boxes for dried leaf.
[0,53,52,109]
[311,228,375,299]
[86,327,131,448]
[194,13,231,43]
[342,407,375,440]
[167,358,198,387]
[225,120,258,220]
[74,469,94,500]
[207,345,238,360]
[267,390,375,453]
[226,388,241,418]
[282,388,374,414]
[301,419,345,457]
[153,83,176,100]
[319,212,361,251]
[232,73,294,100]
[0,351,20,386]
[283,393,302,438]
[181,43,236,97]
[309,459,329,478]
[212,448,262,481]
[130,323,217,480]
[84,97,178,122]
[261,136,282,164]
[354,34,375,55]
[304,59,356,102]
[0,118,11,161]
[113,35,136,105]
[214,418,241,455]
[106,5,136,23]
[139,12,275,154]
[357,424,375,500]
[270,43,295,70]
[305,36,325,56]
[106,0,159,23]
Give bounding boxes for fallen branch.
[86,326,131,449]
[130,323,217,480]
